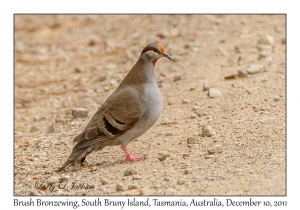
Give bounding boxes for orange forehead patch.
[156,43,165,54]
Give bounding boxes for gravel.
[208,88,222,98]
[72,108,89,118]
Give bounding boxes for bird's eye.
[153,48,159,53]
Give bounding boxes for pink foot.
[121,146,144,162]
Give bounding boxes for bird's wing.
[72,87,144,149]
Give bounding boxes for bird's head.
[140,43,172,65]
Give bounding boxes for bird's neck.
[121,56,156,86]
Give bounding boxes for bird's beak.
[163,53,173,61]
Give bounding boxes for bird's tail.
[56,148,87,172]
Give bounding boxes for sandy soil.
[14,14,286,196]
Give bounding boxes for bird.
[57,42,172,172]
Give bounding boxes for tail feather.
[56,148,87,172]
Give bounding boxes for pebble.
[140,188,151,195]
[224,74,237,80]
[128,183,140,189]
[59,176,69,183]
[203,80,214,91]
[101,178,109,185]
[202,125,216,137]
[156,31,167,39]
[30,124,39,132]
[133,175,142,180]
[184,168,192,175]
[257,44,272,52]
[205,155,215,159]
[207,176,215,181]
[259,51,271,59]
[165,188,179,195]
[96,75,107,82]
[47,177,60,185]
[74,66,84,73]
[187,137,197,144]
[46,124,55,134]
[124,167,138,176]
[104,86,110,92]
[238,69,248,78]
[158,151,170,161]
[55,114,65,123]
[33,115,43,121]
[72,108,89,118]
[29,191,39,196]
[274,96,282,102]
[208,88,222,98]
[177,179,186,185]
[258,34,274,45]
[116,183,126,191]
[121,189,141,196]
[110,79,118,86]
[207,145,223,154]
[247,65,264,74]
[182,99,191,104]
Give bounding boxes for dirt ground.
[14,15,286,196]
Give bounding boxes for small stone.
[224,74,237,80]
[47,177,60,186]
[101,178,109,185]
[274,96,281,102]
[258,34,274,45]
[74,66,83,73]
[202,125,216,137]
[124,167,138,176]
[104,86,110,92]
[94,75,107,82]
[33,115,43,121]
[247,65,264,74]
[106,63,117,70]
[110,79,118,86]
[205,155,215,159]
[156,31,167,39]
[177,179,185,185]
[165,133,173,136]
[184,168,192,175]
[59,176,69,183]
[158,151,170,161]
[72,108,89,118]
[190,114,197,119]
[187,137,197,144]
[259,51,271,59]
[174,75,182,81]
[133,175,142,180]
[192,106,201,111]
[257,44,272,52]
[165,188,179,195]
[208,88,222,98]
[46,124,55,134]
[238,69,248,78]
[182,99,190,104]
[140,188,151,195]
[128,183,140,189]
[55,114,65,123]
[207,145,223,154]
[203,80,214,91]
[116,183,126,191]
[29,191,39,196]
[30,124,39,132]
[207,176,215,181]
[121,189,141,196]
[190,86,197,91]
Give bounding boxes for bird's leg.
[121,146,144,162]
